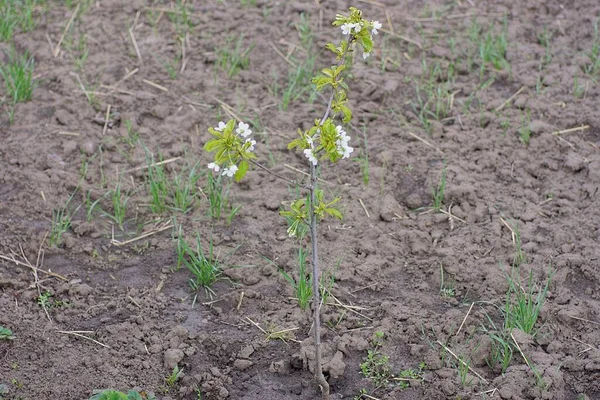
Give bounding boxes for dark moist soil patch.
[2,0,600,399]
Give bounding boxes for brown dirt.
[1,0,600,399]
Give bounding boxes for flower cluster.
[204,119,257,181]
[289,119,354,166]
[335,125,353,159]
[333,7,380,59]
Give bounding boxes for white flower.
[341,144,354,159]
[207,162,220,172]
[306,136,314,147]
[214,121,227,132]
[363,52,370,59]
[354,22,362,33]
[236,122,252,137]
[222,164,238,178]
[341,23,353,35]
[372,20,382,35]
[303,148,318,166]
[335,125,353,159]
[245,138,256,152]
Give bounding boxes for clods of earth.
[1,0,600,399]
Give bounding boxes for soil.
[1,0,600,399]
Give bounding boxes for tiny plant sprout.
[203,7,379,399]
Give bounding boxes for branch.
[248,159,306,188]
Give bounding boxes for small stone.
[148,344,163,354]
[379,194,403,222]
[233,359,253,370]
[242,274,260,286]
[405,193,424,209]
[269,360,290,375]
[218,387,229,398]
[237,345,254,359]
[69,283,93,297]
[164,348,184,369]
[264,197,280,211]
[324,351,345,379]
[529,120,553,135]
[564,152,585,172]
[168,325,189,339]
[55,109,72,125]
[79,140,98,156]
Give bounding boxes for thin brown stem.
[310,161,329,400]
[248,159,303,187]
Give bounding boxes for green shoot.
[179,235,221,299]
[89,389,156,400]
[510,221,525,267]
[215,36,254,77]
[503,267,553,335]
[64,31,89,70]
[106,180,130,230]
[160,56,180,80]
[206,172,238,221]
[360,331,392,389]
[279,248,312,310]
[573,76,586,99]
[432,163,447,212]
[165,365,183,386]
[0,326,15,340]
[122,119,139,149]
[439,264,455,298]
[167,0,193,40]
[518,109,531,146]
[0,47,35,122]
[171,163,200,213]
[584,19,600,76]
[457,355,474,386]
[49,189,80,247]
[537,26,552,67]
[353,125,370,185]
[144,150,169,214]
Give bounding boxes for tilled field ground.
[1,0,600,399]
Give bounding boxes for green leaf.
[333,64,346,78]
[321,67,334,77]
[204,139,222,152]
[234,160,249,182]
[288,138,303,150]
[312,75,332,91]
[340,104,352,123]
[325,208,343,219]
[325,43,340,57]
[126,391,144,400]
[360,33,374,53]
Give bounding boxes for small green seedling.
[432,163,447,212]
[503,267,553,336]
[1,48,35,122]
[215,36,254,77]
[360,331,392,389]
[439,264,455,298]
[518,110,531,145]
[573,76,586,99]
[144,150,169,214]
[165,365,183,386]
[171,163,200,213]
[279,248,313,310]
[106,180,130,230]
[122,119,139,148]
[205,172,239,221]
[37,291,53,309]
[89,389,156,400]
[179,235,221,300]
[0,326,15,340]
